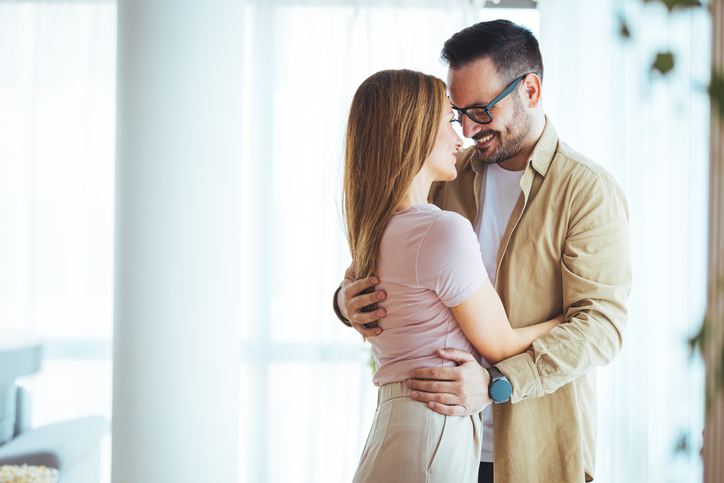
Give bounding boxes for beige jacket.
[430,119,632,482]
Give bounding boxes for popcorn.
[0,465,59,483]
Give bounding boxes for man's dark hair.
[441,19,544,84]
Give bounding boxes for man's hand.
[339,260,387,338]
[406,348,492,416]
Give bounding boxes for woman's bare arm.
[451,279,564,365]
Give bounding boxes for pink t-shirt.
[370,203,488,386]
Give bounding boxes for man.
[334,20,632,483]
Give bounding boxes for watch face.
[491,379,512,403]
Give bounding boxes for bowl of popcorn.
[0,465,58,483]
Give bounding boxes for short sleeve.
[416,211,488,307]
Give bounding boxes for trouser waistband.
[377,381,413,405]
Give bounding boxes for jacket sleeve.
[332,284,352,327]
[495,172,633,402]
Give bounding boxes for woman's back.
[370,203,488,386]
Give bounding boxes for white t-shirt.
[474,162,525,463]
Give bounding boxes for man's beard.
[474,96,533,166]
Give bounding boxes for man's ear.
[522,73,542,108]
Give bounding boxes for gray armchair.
[0,387,108,483]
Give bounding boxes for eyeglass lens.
[455,107,491,124]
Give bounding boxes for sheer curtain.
[0,2,504,482]
[538,0,709,481]
[0,0,709,482]
[0,0,116,478]
[238,3,496,481]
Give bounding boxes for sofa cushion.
[0,417,108,470]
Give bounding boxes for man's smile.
[475,133,495,148]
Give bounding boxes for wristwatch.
[487,366,512,403]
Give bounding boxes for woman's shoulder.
[414,207,486,298]
[385,204,475,250]
[431,207,472,226]
[396,204,469,227]
[423,208,476,244]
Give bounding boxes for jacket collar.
[528,117,558,177]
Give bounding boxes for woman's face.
[424,102,463,182]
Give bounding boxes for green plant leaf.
[643,0,702,12]
[675,433,689,453]
[652,52,676,75]
[691,276,724,414]
[709,69,724,120]
[705,345,724,413]
[691,314,724,414]
[619,17,631,39]
[367,346,376,374]
[689,315,708,355]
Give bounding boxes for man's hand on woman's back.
[408,348,493,416]
[339,260,388,338]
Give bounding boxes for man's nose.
[461,115,481,139]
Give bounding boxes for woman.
[343,70,563,483]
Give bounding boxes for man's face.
[447,58,533,167]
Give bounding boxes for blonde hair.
[343,69,447,282]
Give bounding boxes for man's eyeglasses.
[451,72,538,125]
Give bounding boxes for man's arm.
[409,172,632,413]
[495,174,632,402]
[332,260,387,338]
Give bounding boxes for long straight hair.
[343,69,447,281]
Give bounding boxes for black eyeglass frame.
[451,72,539,125]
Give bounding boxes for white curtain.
[0,0,708,482]
[0,0,116,478]
[538,0,709,481]
[238,3,491,481]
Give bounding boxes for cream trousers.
[353,381,482,483]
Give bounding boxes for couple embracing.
[334,20,632,483]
